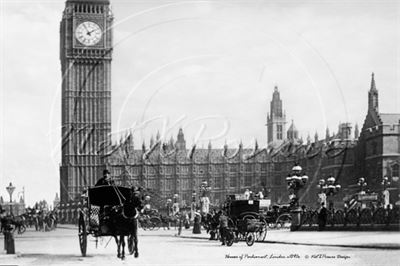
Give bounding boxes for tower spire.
[368,72,379,112]
[267,85,286,145]
[370,72,377,91]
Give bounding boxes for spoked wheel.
[128,234,135,255]
[150,217,161,231]
[18,225,26,234]
[245,232,255,246]
[226,230,235,247]
[78,213,87,257]
[256,222,267,242]
[275,214,292,229]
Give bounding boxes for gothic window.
[147,179,156,189]
[181,179,189,190]
[261,164,267,171]
[392,164,399,178]
[199,166,205,174]
[245,176,252,187]
[166,179,173,191]
[277,125,283,140]
[245,164,252,172]
[273,175,281,186]
[229,176,237,188]
[215,176,222,188]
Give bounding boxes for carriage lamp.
[358,177,367,193]
[6,182,16,215]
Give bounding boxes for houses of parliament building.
[59,0,400,209]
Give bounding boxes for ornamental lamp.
[358,177,366,185]
[301,174,309,183]
[327,176,336,184]
[381,176,390,186]
[6,182,16,203]
[292,165,302,172]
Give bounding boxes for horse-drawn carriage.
[263,204,292,229]
[223,197,268,246]
[78,185,141,259]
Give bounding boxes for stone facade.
[59,0,113,203]
[106,74,399,209]
[58,3,399,209]
[355,73,400,203]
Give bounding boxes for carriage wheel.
[18,225,26,234]
[245,232,255,246]
[226,230,234,247]
[78,213,87,257]
[256,222,267,242]
[128,234,135,255]
[275,214,292,229]
[150,217,161,231]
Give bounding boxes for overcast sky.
[1,0,399,206]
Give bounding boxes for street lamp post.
[317,177,341,210]
[6,182,16,216]
[285,165,308,231]
[381,176,390,209]
[4,182,16,254]
[358,177,367,193]
[357,177,368,209]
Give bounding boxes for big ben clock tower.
[59,0,113,203]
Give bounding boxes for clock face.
[75,21,102,46]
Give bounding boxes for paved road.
[1,226,399,266]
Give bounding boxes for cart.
[78,185,138,257]
[224,198,268,246]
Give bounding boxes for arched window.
[392,164,399,178]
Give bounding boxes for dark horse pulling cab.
[78,185,142,259]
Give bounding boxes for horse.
[201,212,220,240]
[109,190,141,260]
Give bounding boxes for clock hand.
[83,23,90,33]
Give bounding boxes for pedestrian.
[244,189,250,200]
[176,212,183,236]
[192,209,201,234]
[218,210,228,245]
[318,202,327,231]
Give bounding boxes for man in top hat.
[95,169,114,186]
